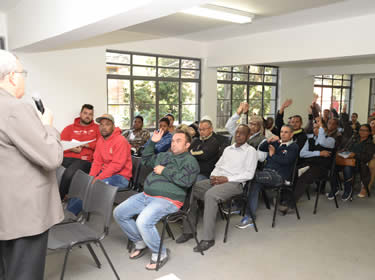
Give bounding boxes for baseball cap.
[96,113,115,124]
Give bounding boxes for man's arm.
[142,130,163,168]
[316,127,335,149]
[7,103,63,171]
[190,138,220,161]
[225,113,241,136]
[89,145,103,177]
[155,133,172,153]
[161,156,200,188]
[300,139,319,158]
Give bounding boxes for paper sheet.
[61,139,95,151]
[338,151,351,158]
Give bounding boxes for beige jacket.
[0,89,64,240]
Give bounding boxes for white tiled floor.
[45,191,375,280]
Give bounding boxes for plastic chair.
[48,180,120,280]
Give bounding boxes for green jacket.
[141,141,200,203]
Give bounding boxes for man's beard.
[81,118,92,125]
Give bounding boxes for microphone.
[32,92,45,114]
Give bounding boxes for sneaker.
[341,189,353,201]
[327,190,339,200]
[222,207,241,215]
[357,187,368,198]
[235,216,254,229]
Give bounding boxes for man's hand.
[320,151,331,157]
[210,176,228,185]
[236,103,243,115]
[151,130,164,143]
[267,135,279,143]
[153,165,165,175]
[280,99,293,113]
[210,176,218,185]
[82,143,90,148]
[268,145,275,156]
[70,146,82,153]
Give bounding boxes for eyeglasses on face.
[14,70,28,77]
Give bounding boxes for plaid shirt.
[122,129,150,151]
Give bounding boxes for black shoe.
[176,233,194,244]
[193,240,215,252]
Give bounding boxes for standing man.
[89,114,132,189]
[0,50,64,280]
[122,115,150,154]
[59,104,100,199]
[113,130,199,270]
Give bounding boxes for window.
[106,50,201,129]
[217,65,278,129]
[314,75,352,114]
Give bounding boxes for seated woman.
[144,117,172,154]
[361,119,375,197]
[329,124,375,201]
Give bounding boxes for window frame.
[216,65,279,129]
[106,49,201,129]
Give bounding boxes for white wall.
[17,36,207,131]
[0,12,7,49]
[352,75,375,123]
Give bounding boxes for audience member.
[113,130,199,270]
[144,117,172,153]
[189,120,221,181]
[188,121,200,139]
[122,115,150,155]
[165,113,176,134]
[265,117,278,139]
[59,104,100,200]
[177,125,257,252]
[279,119,339,213]
[329,124,375,200]
[226,102,266,148]
[0,50,63,280]
[349,113,360,135]
[89,114,132,189]
[237,125,298,229]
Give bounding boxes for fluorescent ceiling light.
[182,4,254,24]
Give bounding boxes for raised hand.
[151,129,164,143]
[236,103,244,115]
[242,102,249,114]
[280,99,293,113]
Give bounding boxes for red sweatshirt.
[61,117,100,162]
[89,127,132,181]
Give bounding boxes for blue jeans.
[196,174,208,182]
[113,193,178,260]
[102,174,129,190]
[247,169,283,218]
[332,166,354,194]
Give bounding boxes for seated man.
[177,125,257,252]
[279,119,339,213]
[89,114,132,189]
[122,115,150,155]
[113,130,199,270]
[144,117,172,154]
[190,120,221,181]
[60,104,100,200]
[226,102,265,149]
[237,125,299,229]
[275,99,307,151]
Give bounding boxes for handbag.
[335,154,356,167]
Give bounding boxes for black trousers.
[60,157,92,200]
[0,230,49,280]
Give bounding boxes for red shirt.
[89,127,132,181]
[61,117,100,162]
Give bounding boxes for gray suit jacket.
[0,89,64,240]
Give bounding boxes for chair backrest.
[131,156,142,189]
[84,180,118,235]
[137,164,153,191]
[288,157,300,188]
[328,149,337,177]
[215,134,231,158]
[68,170,93,208]
[56,166,66,186]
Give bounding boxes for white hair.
[0,50,18,80]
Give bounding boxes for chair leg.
[334,191,339,208]
[247,208,258,232]
[313,181,321,214]
[165,223,175,240]
[365,184,371,197]
[86,244,101,268]
[97,241,120,280]
[272,190,280,228]
[223,200,232,243]
[218,202,225,220]
[156,219,167,271]
[185,216,204,256]
[290,192,300,220]
[60,248,72,280]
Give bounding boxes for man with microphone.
[0,50,64,280]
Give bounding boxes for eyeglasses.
[14,70,28,77]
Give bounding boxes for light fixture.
[182,4,254,24]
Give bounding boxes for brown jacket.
[0,89,64,240]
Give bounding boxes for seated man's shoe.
[278,204,289,216]
[235,216,254,229]
[193,240,215,252]
[176,233,194,244]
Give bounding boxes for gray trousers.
[183,179,242,240]
[0,230,48,280]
